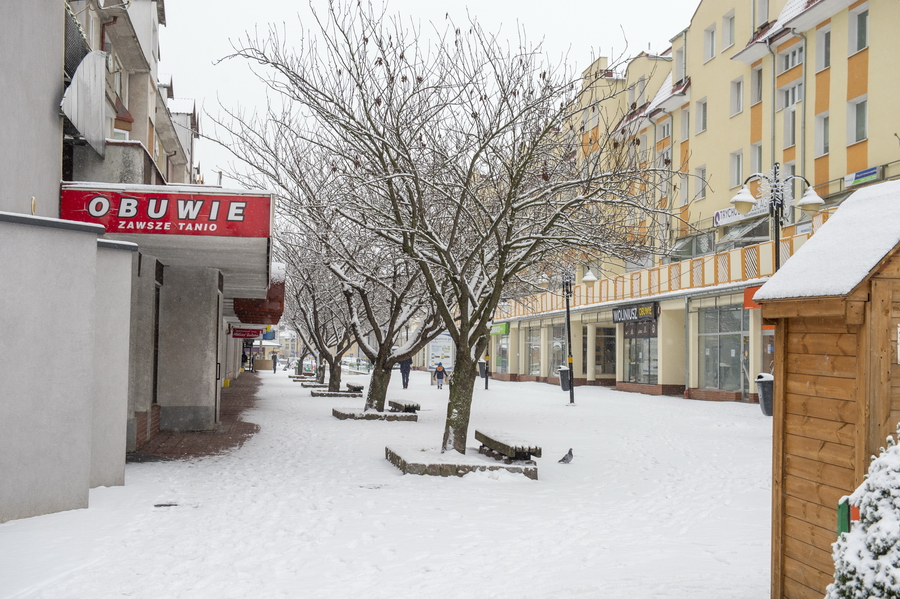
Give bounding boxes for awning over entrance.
[60,181,275,302]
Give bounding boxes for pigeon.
[558,448,573,464]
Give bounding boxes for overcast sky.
[159,0,698,185]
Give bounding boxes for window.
[695,165,708,199]
[592,327,616,378]
[730,78,744,116]
[658,147,672,169]
[681,107,690,140]
[780,45,804,73]
[679,173,690,206]
[751,142,763,175]
[674,47,686,83]
[850,7,869,54]
[704,25,717,61]
[751,67,763,105]
[722,12,735,49]
[817,27,831,70]
[699,306,747,392]
[784,105,797,147]
[696,99,708,133]
[816,113,830,156]
[849,97,867,143]
[657,120,671,141]
[730,150,743,188]
[781,82,803,109]
[756,0,769,27]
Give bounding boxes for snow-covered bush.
[826,425,900,598]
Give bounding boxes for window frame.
[695,165,708,199]
[848,96,868,144]
[850,6,869,55]
[730,149,744,189]
[816,26,831,71]
[730,77,744,116]
[696,99,708,134]
[722,12,736,50]
[750,67,764,105]
[815,112,830,157]
[704,25,717,62]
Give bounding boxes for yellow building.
[490,1,900,595]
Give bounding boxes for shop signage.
[624,320,658,339]
[744,286,763,310]
[60,188,272,237]
[714,198,769,227]
[845,166,879,188]
[490,322,510,335]
[612,302,659,323]
[232,328,263,339]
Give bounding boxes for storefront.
[615,302,660,387]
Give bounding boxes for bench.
[388,400,420,414]
[346,383,364,393]
[474,430,542,464]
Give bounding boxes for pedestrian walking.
[399,357,412,389]
[435,362,447,389]
[272,354,278,373]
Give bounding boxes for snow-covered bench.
[388,400,420,414]
[475,430,542,463]
[346,383,364,393]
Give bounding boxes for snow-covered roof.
[168,98,196,115]
[755,179,900,301]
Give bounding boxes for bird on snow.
[558,448,573,464]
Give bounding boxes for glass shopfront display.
[494,334,509,374]
[527,327,541,375]
[698,305,749,392]
[584,326,616,377]
[550,324,566,375]
[615,302,659,385]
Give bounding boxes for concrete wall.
[156,266,222,431]
[126,253,161,450]
[91,243,135,487]
[0,215,103,523]
[0,0,63,216]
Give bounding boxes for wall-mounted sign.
[624,320,658,339]
[490,322,510,335]
[60,187,272,237]
[232,328,263,339]
[714,198,769,227]
[845,166,879,188]
[744,286,763,310]
[612,302,659,323]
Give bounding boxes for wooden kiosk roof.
[754,179,900,598]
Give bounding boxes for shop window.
[527,327,541,375]
[495,334,509,374]
[551,324,567,375]
[698,306,748,391]
[669,231,715,263]
[592,327,616,377]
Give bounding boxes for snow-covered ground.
[1,371,773,598]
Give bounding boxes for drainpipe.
[684,295,690,395]
[766,38,777,169]
[792,29,808,183]
[660,108,676,245]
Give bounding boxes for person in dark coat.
[399,358,412,389]
[434,362,447,389]
[272,354,278,373]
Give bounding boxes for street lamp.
[730,162,824,271]
[562,269,575,405]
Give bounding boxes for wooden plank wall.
[776,314,860,598]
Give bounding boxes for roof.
[755,179,900,301]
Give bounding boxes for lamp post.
[730,162,824,271]
[562,269,575,405]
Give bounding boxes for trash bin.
[478,360,487,378]
[756,373,774,416]
[558,366,571,392]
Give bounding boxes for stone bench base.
[332,408,417,421]
[300,382,328,388]
[312,391,363,398]
[385,446,538,480]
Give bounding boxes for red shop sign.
[231,328,263,339]
[60,188,272,238]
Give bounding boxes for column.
[585,322,597,382]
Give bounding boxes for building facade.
[0,0,279,524]
[492,0,900,410]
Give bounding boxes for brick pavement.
[127,372,262,462]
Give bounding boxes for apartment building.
[491,0,900,402]
[1,0,277,524]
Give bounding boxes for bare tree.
[219,2,672,454]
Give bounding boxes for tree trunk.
[327,360,342,392]
[441,355,478,454]
[316,358,326,384]
[365,366,392,412]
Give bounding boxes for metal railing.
[503,228,825,319]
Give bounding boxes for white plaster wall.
[659,301,687,386]
[0,218,102,523]
[0,1,63,217]
[156,266,221,431]
[90,245,134,488]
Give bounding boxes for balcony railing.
[501,214,831,320]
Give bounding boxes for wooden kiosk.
[755,180,900,598]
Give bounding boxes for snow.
[756,180,900,301]
[1,372,773,598]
